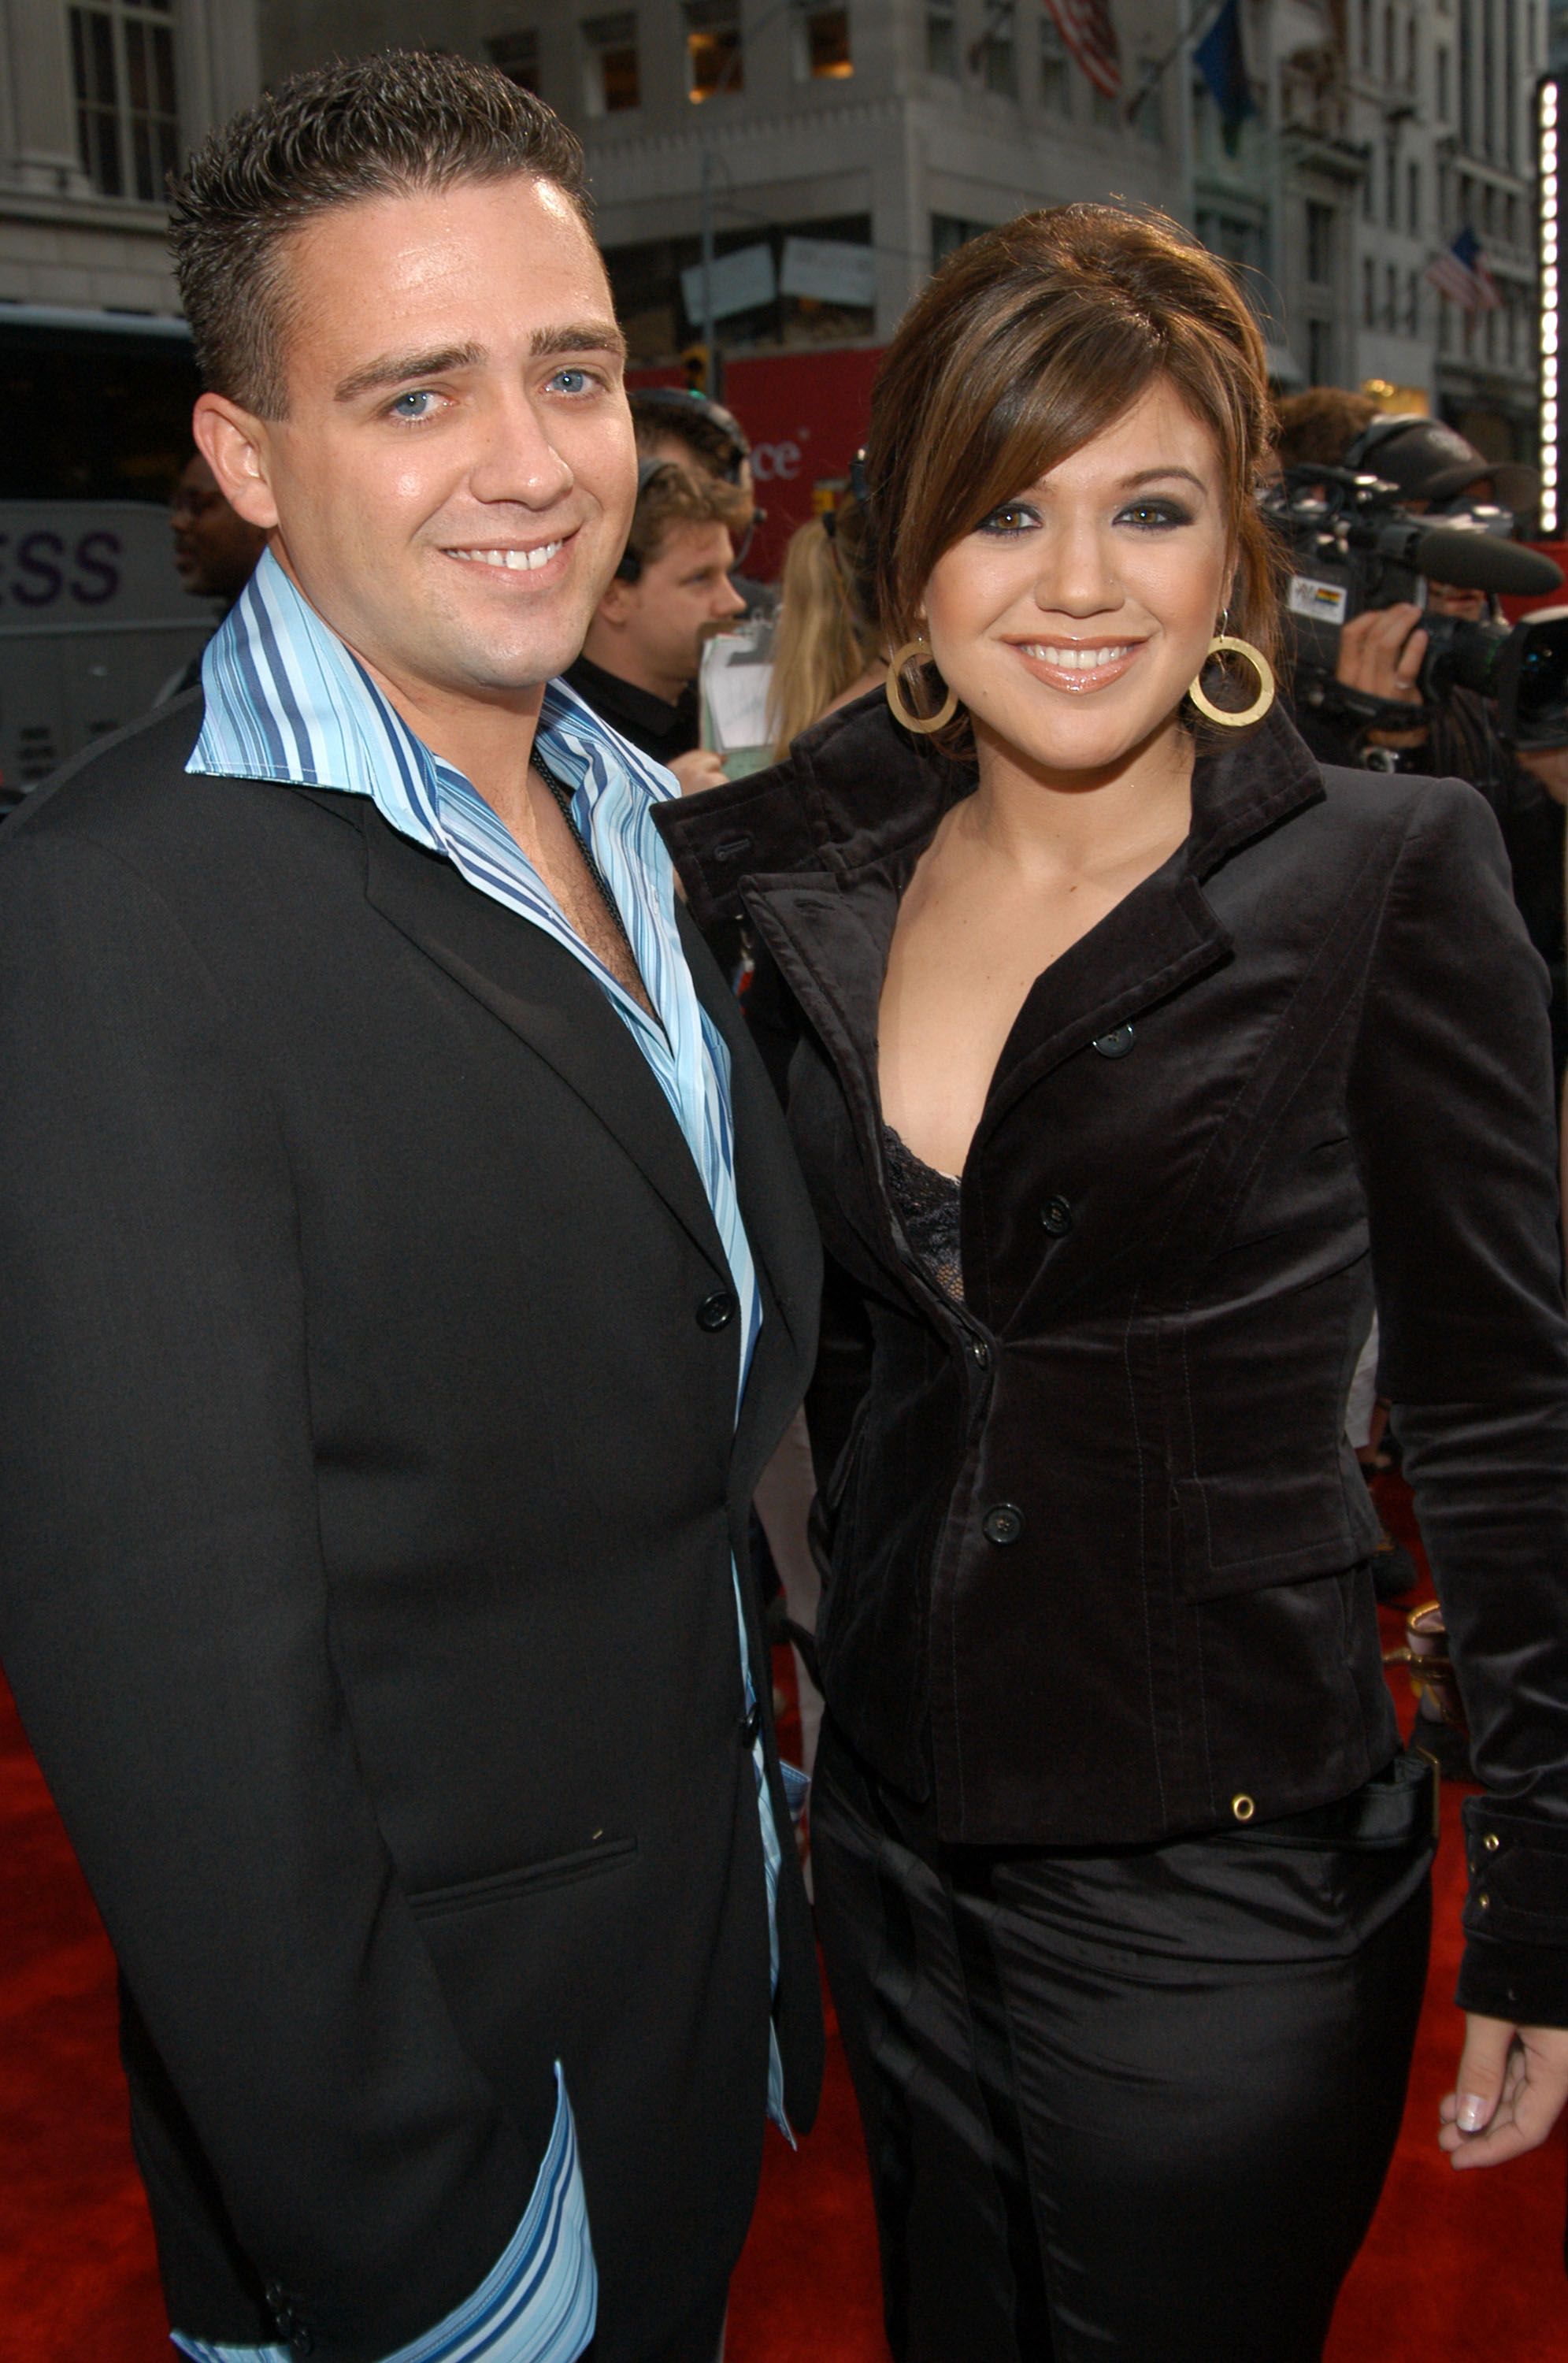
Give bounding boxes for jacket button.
[1092,1022,1136,1059]
[1040,1196,1074,1237]
[969,1338,990,1369]
[982,1502,1025,1545]
[741,1698,763,1744]
[1232,1793,1255,1822]
[1483,1832,1500,1851]
[292,2335,315,2359]
[696,1289,736,1331]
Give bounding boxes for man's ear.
[595,574,640,628]
[194,392,280,532]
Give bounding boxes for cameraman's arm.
[1336,603,1429,750]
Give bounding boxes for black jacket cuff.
[1456,1799,1568,2023]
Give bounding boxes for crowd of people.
[2,43,1568,2363]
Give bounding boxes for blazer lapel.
[356,797,731,1278]
[675,903,822,1485]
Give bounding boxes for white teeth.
[450,542,563,572]
[1022,643,1133,670]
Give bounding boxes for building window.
[794,1,853,78]
[1406,267,1419,329]
[582,13,640,113]
[1384,143,1397,227]
[932,213,994,265]
[486,30,540,92]
[1362,254,1375,324]
[979,2,1019,96]
[1359,0,1373,72]
[69,0,179,202]
[1383,5,1395,80]
[1305,202,1334,286]
[1406,14,1418,83]
[1308,317,1334,383]
[1407,158,1420,233]
[687,0,742,98]
[1436,42,1449,120]
[1385,260,1398,325]
[1092,84,1119,128]
[1040,14,1072,111]
[927,0,958,75]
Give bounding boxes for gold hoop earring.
[885,638,959,735]
[1188,633,1276,729]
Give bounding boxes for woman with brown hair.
[658,206,1568,2359]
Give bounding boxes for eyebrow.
[531,320,628,362]
[332,321,626,405]
[334,343,484,403]
[1117,466,1210,493]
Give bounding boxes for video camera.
[1265,466,1568,747]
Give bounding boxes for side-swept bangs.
[866,206,1284,733]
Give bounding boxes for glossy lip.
[1004,634,1149,695]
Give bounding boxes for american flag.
[1424,226,1502,314]
[1042,0,1122,99]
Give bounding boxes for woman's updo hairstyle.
[864,204,1284,744]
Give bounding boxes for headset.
[628,386,751,484]
[613,458,684,584]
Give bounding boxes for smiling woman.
[659,200,1568,2363]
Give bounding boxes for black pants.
[812,1719,1435,2363]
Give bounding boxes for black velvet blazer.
[660,696,1568,2024]
[0,699,823,2363]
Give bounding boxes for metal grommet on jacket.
[1231,1794,1256,1823]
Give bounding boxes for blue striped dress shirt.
[171,550,795,2363]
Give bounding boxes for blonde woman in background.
[766,495,886,756]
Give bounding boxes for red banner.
[628,345,884,580]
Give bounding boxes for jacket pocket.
[407,1837,638,1920]
[1177,1457,1381,1602]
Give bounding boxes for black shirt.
[563,653,699,767]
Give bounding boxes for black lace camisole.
[882,1125,964,1303]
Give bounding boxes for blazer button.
[982,1502,1025,1545]
[697,1289,737,1331]
[741,1698,763,1744]
[969,1337,991,1369]
[1092,1022,1136,1059]
[1040,1196,1074,1237]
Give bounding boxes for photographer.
[1274,395,1566,1079]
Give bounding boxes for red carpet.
[3,1476,1566,2359]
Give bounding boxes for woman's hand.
[1440,2012,1568,2165]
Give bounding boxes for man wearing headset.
[565,458,747,796]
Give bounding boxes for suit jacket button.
[1092,1023,1136,1058]
[697,1289,736,1330]
[291,2334,315,2358]
[969,1337,990,1369]
[741,1698,763,1743]
[1040,1196,1074,1237]
[982,1502,1025,1545]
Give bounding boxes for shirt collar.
[187,545,680,842]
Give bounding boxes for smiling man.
[0,53,820,2363]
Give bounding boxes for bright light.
[1543,80,1562,533]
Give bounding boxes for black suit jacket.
[662,695,1568,2024]
[0,696,823,2363]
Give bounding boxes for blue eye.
[550,368,593,395]
[977,503,1040,536]
[389,389,436,420]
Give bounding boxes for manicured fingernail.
[1458,2094,1489,2133]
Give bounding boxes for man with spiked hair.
[0,51,821,2363]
